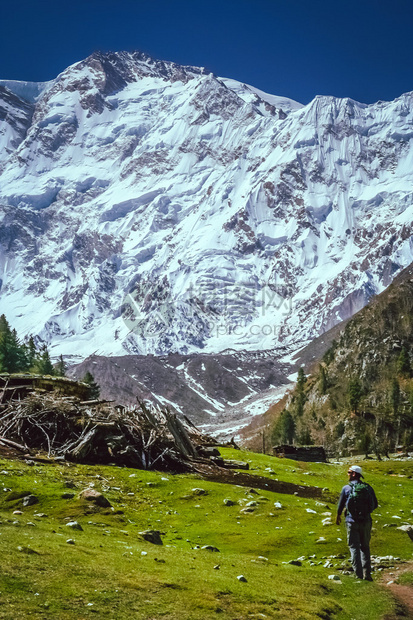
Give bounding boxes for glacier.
[0,50,412,362]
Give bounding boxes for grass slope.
[0,449,412,619]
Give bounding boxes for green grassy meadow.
[0,449,412,619]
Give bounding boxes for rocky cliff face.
[0,51,413,362]
[68,349,291,428]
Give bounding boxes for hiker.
[336,465,378,580]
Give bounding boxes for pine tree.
[391,378,400,416]
[397,346,411,377]
[348,378,362,414]
[8,329,22,372]
[55,354,67,377]
[0,314,9,335]
[0,316,23,372]
[25,336,37,370]
[297,367,306,389]
[358,429,371,459]
[82,371,100,399]
[297,424,313,445]
[0,315,12,371]
[271,410,295,445]
[33,345,55,375]
[391,378,402,448]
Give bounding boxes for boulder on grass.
[22,495,39,507]
[66,521,83,531]
[397,525,413,541]
[79,489,111,507]
[138,530,163,545]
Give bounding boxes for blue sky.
[1,0,412,104]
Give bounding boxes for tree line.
[0,315,100,397]
[0,314,63,375]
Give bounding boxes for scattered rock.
[237,575,247,582]
[288,560,302,566]
[191,488,208,496]
[64,481,77,489]
[397,525,413,541]
[223,499,236,506]
[240,507,256,514]
[13,510,23,515]
[22,495,39,507]
[201,545,220,552]
[306,508,317,514]
[66,539,75,545]
[61,493,75,500]
[79,489,111,507]
[17,545,38,554]
[66,521,83,531]
[138,530,163,545]
[328,575,342,582]
[274,502,283,509]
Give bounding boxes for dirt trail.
[194,461,328,499]
[381,562,413,619]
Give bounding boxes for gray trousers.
[346,519,372,578]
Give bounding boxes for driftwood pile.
[0,392,217,472]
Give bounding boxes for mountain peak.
[66,50,208,94]
[0,53,412,362]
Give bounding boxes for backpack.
[346,481,374,522]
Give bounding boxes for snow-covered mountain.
[1,51,413,361]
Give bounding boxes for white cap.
[348,465,363,477]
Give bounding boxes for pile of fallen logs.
[0,393,216,472]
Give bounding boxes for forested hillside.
[271,262,413,455]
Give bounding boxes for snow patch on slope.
[221,77,303,112]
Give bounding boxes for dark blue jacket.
[337,481,378,523]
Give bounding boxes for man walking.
[336,465,378,580]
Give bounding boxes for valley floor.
[0,448,412,619]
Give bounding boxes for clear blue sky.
[2,0,412,104]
